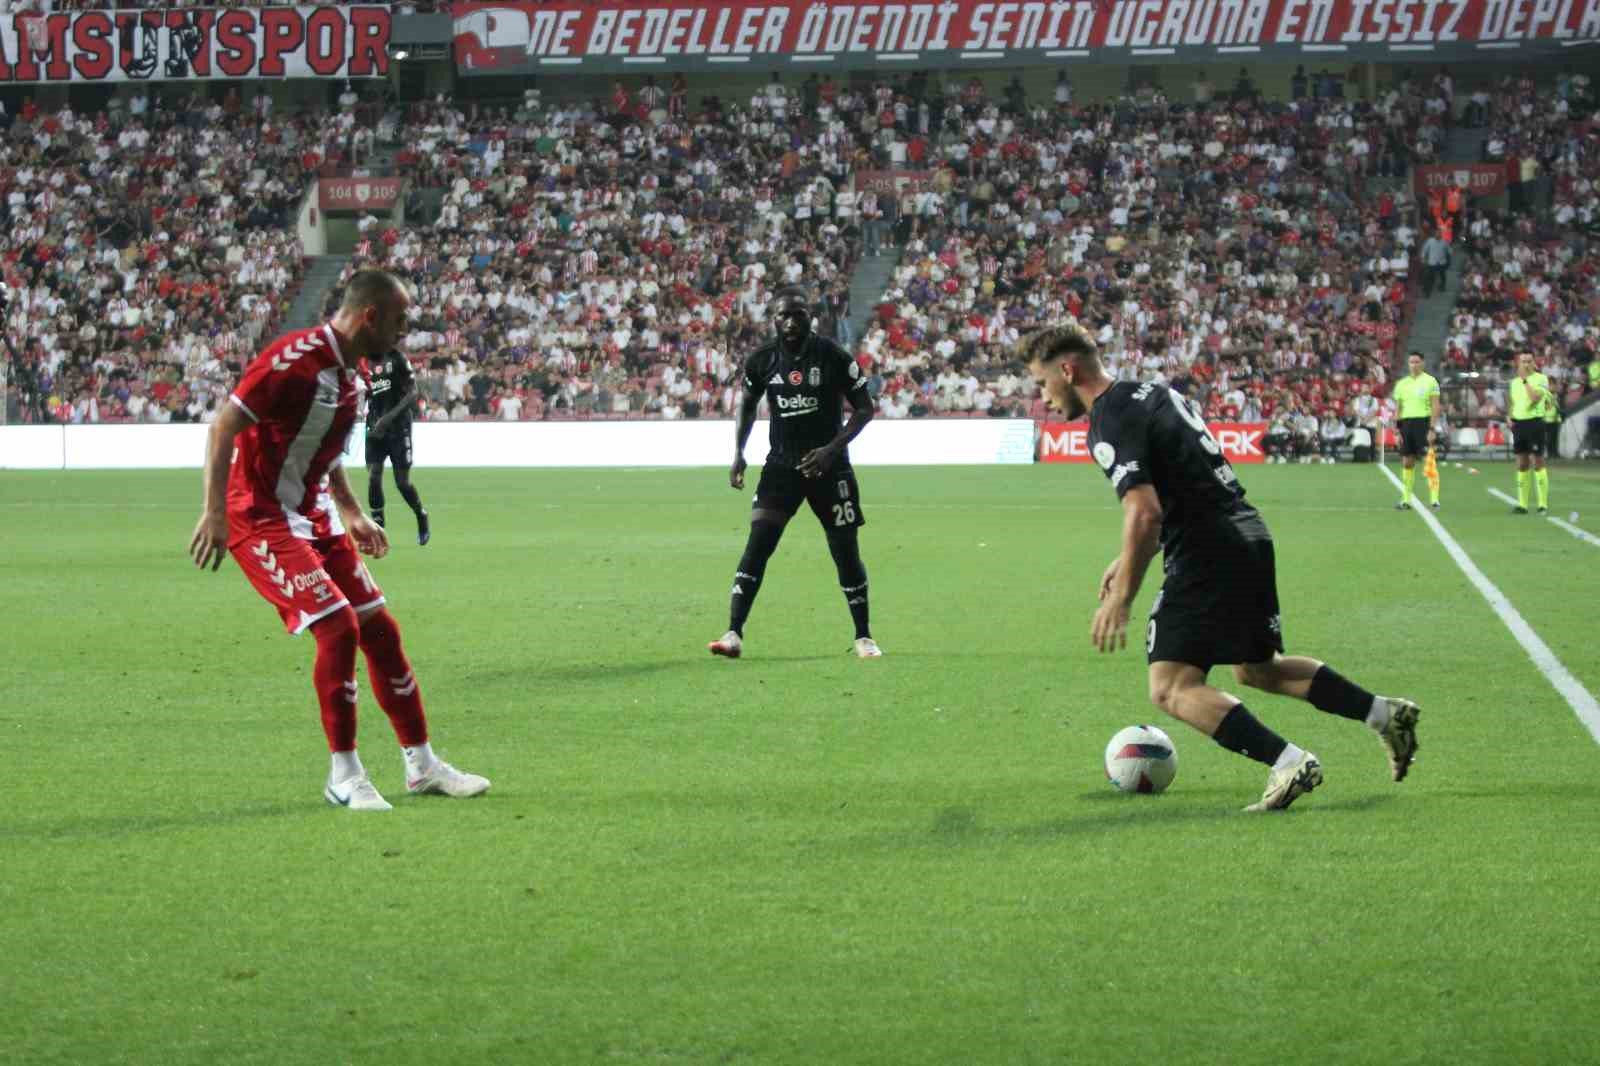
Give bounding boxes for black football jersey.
[365,350,415,432]
[742,335,870,468]
[1088,380,1267,559]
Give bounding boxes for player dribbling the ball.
[1021,322,1421,811]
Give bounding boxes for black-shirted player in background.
[1021,324,1420,810]
[708,286,881,659]
[364,348,430,546]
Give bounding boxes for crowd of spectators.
[1436,73,1600,439]
[1,89,323,424]
[333,83,869,421]
[844,70,1438,445]
[9,66,1598,452]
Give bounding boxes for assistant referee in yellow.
[1508,351,1553,515]
[1392,351,1442,511]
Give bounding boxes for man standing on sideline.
[365,347,431,545]
[1508,351,1553,514]
[1391,351,1442,510]
[188,270,488,811]
[1420,229,1451,298]
[707,286,881,660]
[1020,322,1420,811]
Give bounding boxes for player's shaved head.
[772,285,813,352]
[340,269,408,313]
[1019,321,1100,371]
[773,286,812,312]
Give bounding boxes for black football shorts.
[1146,537,1284,671]
[753,462,865,529]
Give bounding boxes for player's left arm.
[1092,485,1162,654]
[1428,380,1442,442]
[798,351,873,478]
[371,386,418,436]
[328,463,389,559]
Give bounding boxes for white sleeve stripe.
[229,394,259,422]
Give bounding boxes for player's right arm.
[189,400,253,571]
[730,357,764,489]
[1093,485,1162,653]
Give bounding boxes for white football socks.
[1272,743,1307,772]
[403,742,437,777]
[1365,697,1392,733]
[330,750,365,783]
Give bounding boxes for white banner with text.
[0,419,1039,470]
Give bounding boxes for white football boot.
[708,630,742,658]
[406,759,491,798]
[1244,750,1322,812]
[324,773,393,811]
[853,637,884,658]
[1376,698,1421,782]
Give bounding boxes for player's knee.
[1147,677,1178,715]
[392,468,412,491]
[1232,661,1272,690]
[751,510,789,532]
[312,605,360,647]
[357,606,402,649]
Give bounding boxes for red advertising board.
[455,0,1600,75]
[0,6,389,83]
[1039,421,1267,464]
[854,169,935,196]
[1413,163,1509,200]
[319,177,402,211]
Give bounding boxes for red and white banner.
[1413,163,1510,200]
[855,169,935,196]
[455,0,1600,74]
[1039,421,1267,465]
[0,6,389,83]
[319,177,402,211]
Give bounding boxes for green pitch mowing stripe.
[3,466,1599,1066]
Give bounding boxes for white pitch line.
[1487,487,1600,548]
[1380,465,1600,743]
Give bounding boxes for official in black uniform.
[708,286,880,659]
[364,348,430,546]
[1021,323,1420,810]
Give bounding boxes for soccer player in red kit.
[188,270,488,811]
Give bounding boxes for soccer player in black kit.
[1020,323,1420,810]
[364,348,430,546]
[707,286,881,659]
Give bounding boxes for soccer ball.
[1104,725,1178,794]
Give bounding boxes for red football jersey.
[227,324,358,540]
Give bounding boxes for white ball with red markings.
[1104,725,1178,794]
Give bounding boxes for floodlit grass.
[3,462,1598,1066]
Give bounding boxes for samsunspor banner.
[0,6,389,83]
[454,0,1600,74]
[1039,421,1268,464]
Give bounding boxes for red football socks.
[311,608,360,752]
[357,608,429,747]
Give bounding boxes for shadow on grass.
[3,800,308,843]
[872,791,1405,852]
[481,655,845,687]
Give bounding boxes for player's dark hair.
[773,285,812,310]
[340,270,407,313]
[1019,322,1098,369]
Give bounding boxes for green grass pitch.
[3,461,1599,1066]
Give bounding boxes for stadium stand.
[4,67,1595,437]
